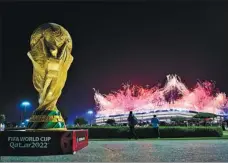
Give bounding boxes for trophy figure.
[27,23,73,130]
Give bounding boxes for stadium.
[94,75,228,125]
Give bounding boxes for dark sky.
[0,1,228,124]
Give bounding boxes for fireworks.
[94,75,228,116]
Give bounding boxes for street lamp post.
[21,101,31,123]
[87,110,93,126]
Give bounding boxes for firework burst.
[94,75,227,116]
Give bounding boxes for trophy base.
[27,109,66,130]
[26,128,67,131]
[0,129,88,156]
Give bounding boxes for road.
[1,140,228,162]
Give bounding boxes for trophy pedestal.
[27,109,67,130]
[0,129,88,156]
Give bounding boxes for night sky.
[0,1,228,124]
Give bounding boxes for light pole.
[21,101,31,123]
[87,110,93,126]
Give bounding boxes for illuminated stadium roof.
[94,74,228,117]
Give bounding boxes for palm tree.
[74,117,88,126]
[193,112,217,126]
[193,112,217,119]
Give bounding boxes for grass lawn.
[223,130,228,136]
[90,131,228,141]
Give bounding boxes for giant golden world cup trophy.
[27,23,73,130]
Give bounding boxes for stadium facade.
[95,109,199,125]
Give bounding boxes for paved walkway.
[1,140,228,162]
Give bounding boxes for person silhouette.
[151,115,160,138]
[127,111,138,139]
